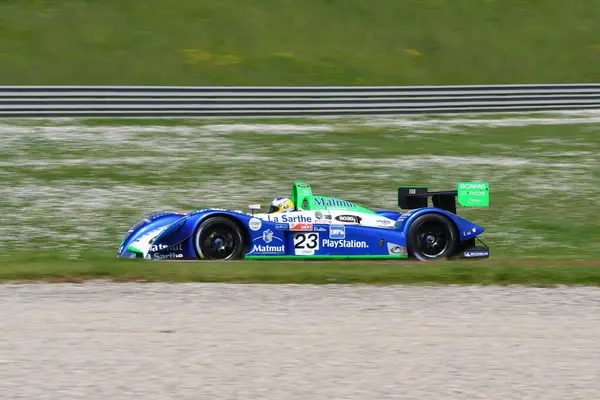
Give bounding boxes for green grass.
[1,114,600,263]
[1,0,600,85]
[2,254,600,286]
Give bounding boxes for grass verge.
[2,255,600,286]
[2,115,599,261]
[1,0,600,85]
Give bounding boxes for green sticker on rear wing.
[458,182,489,207]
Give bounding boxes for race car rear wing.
[398,182,489,214]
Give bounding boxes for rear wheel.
[193,217,245,260]
[407,214,458,261]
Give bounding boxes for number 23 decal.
[294,233,319,250]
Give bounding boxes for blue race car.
[118,181,490,261]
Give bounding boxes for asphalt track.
[2,283,600,399]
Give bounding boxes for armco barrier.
[1,84,599,117]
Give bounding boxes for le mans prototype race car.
[118,182,490,261]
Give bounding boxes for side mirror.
[248,204,261,215]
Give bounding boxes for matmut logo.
[253,229,283,244]
[251,244,285,253]
[314,197,357,208]
[150,243,183,252]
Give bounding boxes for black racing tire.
[193,216,245,260]
[406,213,459,261]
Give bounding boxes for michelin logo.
[322,239,368,249]
[387,242,407,255]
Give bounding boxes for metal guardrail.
[1,84,599,117]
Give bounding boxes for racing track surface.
[2,283,600,399]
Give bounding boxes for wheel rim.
[199,225,238,260]
[414,221,450,258]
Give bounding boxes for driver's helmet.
[268,197,294,214]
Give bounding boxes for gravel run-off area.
[2,283,600,399]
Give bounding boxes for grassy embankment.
[3,255,600,286]
[1,0,600,85]
[1,116,599,284]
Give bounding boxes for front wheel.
[406,214,459,261]
[193,217,245,260]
